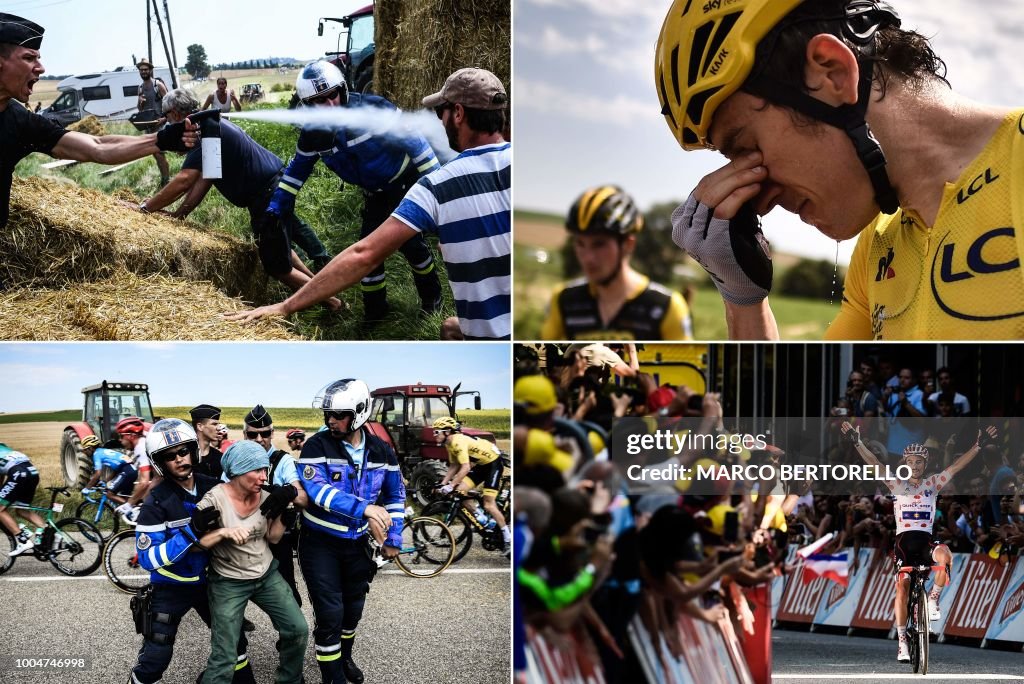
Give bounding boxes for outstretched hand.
[840,421,861,445]
[223,303,289,323]
[976,425,998,449]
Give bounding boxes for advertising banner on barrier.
[931,553,970,636]
[944,554,1017,639]
[629,613,754,684]
[850,551,897,630]
[813,547,873,626]
[771,545,798,621]
[525,627,606,684]
[776,567,828,623]
[983,557,1024,644]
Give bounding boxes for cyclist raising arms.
[842,421,996,662]
[433,416,510,554]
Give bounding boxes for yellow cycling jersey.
[826,109,1024,340]
[541,275,693,340]
[445,432,500,466]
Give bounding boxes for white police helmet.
[313,379,372,434]
[145,418,198,477]
[296,60,348,105]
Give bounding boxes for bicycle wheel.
[76,500,120,541]
[917,585,929,675]
[0,529,15,575]
[394,517,456,578]
[103,529,150,593]
[420,501,473,563]
[49,518,103,576]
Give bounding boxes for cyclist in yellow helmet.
[542,185,693,340]
[433,417,510,554]
[656,1,1024,340]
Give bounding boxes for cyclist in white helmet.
[843,421,996,663]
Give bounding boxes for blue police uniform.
[297,427,405,683]
[268,93,443,319]
[129,474,255,684]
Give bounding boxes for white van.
[40,67,173,126]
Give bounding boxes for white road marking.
[1,567,511,582]
[776,675,1024,681]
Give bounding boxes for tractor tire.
[61,429,93,488]
[355,68,374,95]
[409,460,447,506]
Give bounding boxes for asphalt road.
[0,540,509,683]
[773,627,1024,682]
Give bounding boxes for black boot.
[341,657,364,684]
[414,272,443,314]
[361,287,390,325]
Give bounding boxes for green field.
[14,101,451,340]
[514,216,840,340]
[0,410,79,424]
[3,407,511,439]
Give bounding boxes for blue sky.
[0,343,511,412]
[2,0,369,75]
[515,0,1024,261]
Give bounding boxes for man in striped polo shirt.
[226,67,511,340]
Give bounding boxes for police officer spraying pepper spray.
[297,379,406,683]
[127,419,256,684]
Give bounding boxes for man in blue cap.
[0,12,198,230]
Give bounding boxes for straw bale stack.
[66,115,107,136]
[2,176,271,304]
[376,0,510,112]
[0,271,298,341]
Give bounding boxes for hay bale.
[66,115,107,136]
[2,176,272,304]
[376,0,510,112]
[0,271,300,341]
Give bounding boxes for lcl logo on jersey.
[956,168,999,205]
[930,228,1024,321]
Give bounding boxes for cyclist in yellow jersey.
[433,417,510,554]
[656,0,1024,340]
[541,186,693,340]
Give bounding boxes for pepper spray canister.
[188,109,222,179]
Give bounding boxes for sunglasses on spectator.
[245,429,273,439]
[324,411,353,422]
[434,103,452,119]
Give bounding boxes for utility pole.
[145,0,152,63]
[163,1,179,78]
[149,0,177,87]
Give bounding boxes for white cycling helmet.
[313,379,372,434]
[145,418,198,478]
[296,60,348,105]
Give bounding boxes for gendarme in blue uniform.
[297,427,405,683]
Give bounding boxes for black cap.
[189,404,221,423]
[0,14,44,50]
[244,404,272,428]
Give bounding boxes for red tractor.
[365,382,492,504]
[61,381,154,487]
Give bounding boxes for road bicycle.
[391,515,457,578]
[899,564,938,675]
[0,487,103,577]
[103,528,149,593]
[77,483,126,542]
[418,477,510,564]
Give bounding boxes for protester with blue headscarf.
[196,440,308,684]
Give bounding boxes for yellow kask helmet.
[655,0,803,151]
[514,375,558,416]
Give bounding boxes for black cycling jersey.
[555,277,676,340]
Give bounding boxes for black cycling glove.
[672,195,772,305]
